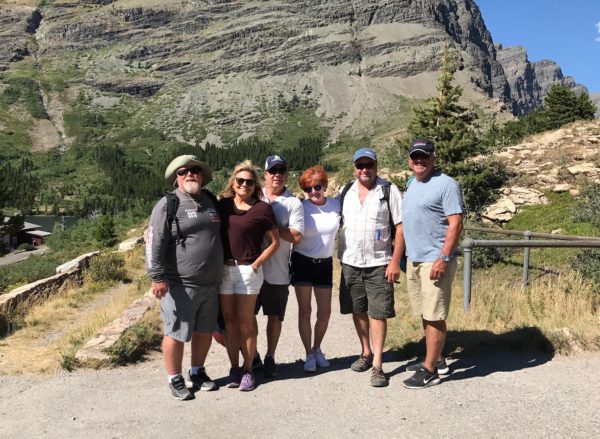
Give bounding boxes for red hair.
[299,165,328,189]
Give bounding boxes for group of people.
[146,138,464,400]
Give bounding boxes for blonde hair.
[221,160,264,200]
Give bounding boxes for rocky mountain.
[496,45,588,116]
[0,0,592,151]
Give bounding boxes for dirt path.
[1,289,599,438]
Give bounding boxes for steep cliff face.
[0,5,41,71]
[0,0,590,150]
[496,45,588,116]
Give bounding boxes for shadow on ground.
[216,326,555,388]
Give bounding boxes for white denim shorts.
[219,264,264,295]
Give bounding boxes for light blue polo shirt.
[402,171,463,262]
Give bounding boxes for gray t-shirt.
[402,171,463,263]
[146,189,223,287]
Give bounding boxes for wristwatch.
[440,254,451,263]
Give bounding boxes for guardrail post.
[522,230,532,286]
[462,238,474,312]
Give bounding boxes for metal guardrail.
[461,227,600,312]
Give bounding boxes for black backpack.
[164,189,220,247]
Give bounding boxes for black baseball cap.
[408,138,435,156]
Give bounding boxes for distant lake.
[25,215,79,233]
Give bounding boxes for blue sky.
[477,0,600,93]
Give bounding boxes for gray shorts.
[339,264,395,319]
[160,282,219,342]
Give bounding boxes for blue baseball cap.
[353,148,377,162]
[264,155,287,170]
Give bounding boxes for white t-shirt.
[261,188,304,285]
[294,198,341,259]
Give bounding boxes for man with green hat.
[146,155,223,400]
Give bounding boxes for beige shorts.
[406,258,458,321]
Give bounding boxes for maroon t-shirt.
[219,197,277,263]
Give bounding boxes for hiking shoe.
[239,371,255,391]
[263,355,277,378]
[313,348,330,368]
[189,369,218,391]
[169,375,194,401]
[406,358,450,375]
[304,353,317,373]
[403,366,441,389]
[225,367,243,389]
[351,354,373,372]
[252,352,263,371]
[370,366,388,387]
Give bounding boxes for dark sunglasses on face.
[267,167,287,175]
[176,167,202,176]
[355,162,375,170]
[235,177,256,186]
[303,184,323,194]
[410,154,431,161]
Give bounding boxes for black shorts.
[254,281,290,321]
[290,251,333,288]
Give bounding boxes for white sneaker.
[304,353,317,372]
[313,348,330,368]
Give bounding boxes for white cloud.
[596,22,600,42]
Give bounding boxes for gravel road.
[1,289,599,438]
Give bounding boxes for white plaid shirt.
[338,177,403,268]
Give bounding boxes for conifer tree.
[544,84,597,130]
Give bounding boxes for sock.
[190,366,205,375]
[265,354,274,360]
[168,374,182,383]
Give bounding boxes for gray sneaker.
[406,358,449,375]
[351,354,373,372]
[189,369,218,391]
[169,375,194,401]
[370,367,388,387]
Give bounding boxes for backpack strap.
[339,181,353,227]
[164,191,185,247]
[381,182,394,234]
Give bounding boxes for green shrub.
[572,184,600,228]
[0,254,60,295]
[85,252,128,284]
[103,322,162,365]
[93,215,117,248]
[571,249,600,292]
[17,243,35,252]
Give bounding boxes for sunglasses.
[176,167,202,176]
[355,162,375,170]
[410,153,432,161]
[303,184,323,194]
[266,167,287,175]
[235,177,256,186]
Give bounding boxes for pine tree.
[93,215,117,248]
[544,84,597,130]
[405,47,506,215]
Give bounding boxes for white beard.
[182,181,201,195]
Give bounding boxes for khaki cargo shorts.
[406,258,458,321]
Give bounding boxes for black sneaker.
[263,355,277,378]
[406,358,450,375]
[402,366,441,389]
[169,375,194,400]
[252,352,263,371]
[370,367,388,387]
[189,369,218,391]
[351,354,373,372]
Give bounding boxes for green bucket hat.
[164,155,213,187]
